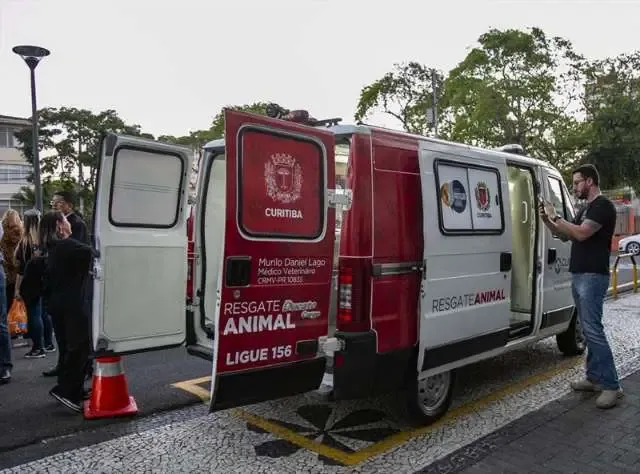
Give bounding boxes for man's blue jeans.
[571,272,619,390]
[0,266,12,370]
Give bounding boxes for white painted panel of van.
[100,246,186,349]
[417,144,513,368]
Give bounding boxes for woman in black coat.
[39,211,96,413]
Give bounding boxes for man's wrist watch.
[551,215,561,223]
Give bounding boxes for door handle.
[521,201,528,224]
[225,256,251,287]
[500,252,512,272]
[547,248,557,264]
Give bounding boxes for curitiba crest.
[264,153,303,204]
[474,181,491,211]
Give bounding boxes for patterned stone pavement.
[2,293,640,473]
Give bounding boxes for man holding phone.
[539,164,621,409]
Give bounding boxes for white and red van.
[91,107,582,425]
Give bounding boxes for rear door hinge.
[318,336,345,355]
[187,296,200,311]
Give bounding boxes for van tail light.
[186,209,195,302]
[338,268,353,324]
[336,260,370,332]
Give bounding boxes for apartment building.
[0,115,33,215]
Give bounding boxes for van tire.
[556,309,586,356]
[408,369,455,426]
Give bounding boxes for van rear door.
[209,109,338,411]
[92,133,192,355]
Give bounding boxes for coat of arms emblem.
[474,181,491,211]
[264,153,303,204]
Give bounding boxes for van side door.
[418,144,513,375]
[540,169,575,330]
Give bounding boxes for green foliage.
[579,52,640,190]
[354,62,443,135]
[443,27,584,161]
[13,107,152,218]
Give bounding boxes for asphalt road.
[0,345,210,454]
[0,255,634,456]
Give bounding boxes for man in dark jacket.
[43,190,92,379]
[50,191,89,244]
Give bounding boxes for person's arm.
[539,205,572,241]
[70,215,90,244]
[547,200,608,242]
[63,236,99,261]
[14,243,26,300]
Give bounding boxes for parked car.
[618,234,640,255]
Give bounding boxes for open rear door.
[210,109,338,411]
[92,133,192,355]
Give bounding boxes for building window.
[0,127,22,149]
[0,164,31,184]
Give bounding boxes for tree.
[354,62,444,135]
[579,52,640,190]
[13,107,152,216]
[443,27,585,165]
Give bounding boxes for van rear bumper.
[332,331,414,400]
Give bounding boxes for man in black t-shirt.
[539,164,621,409]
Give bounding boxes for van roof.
[203,122,555,172]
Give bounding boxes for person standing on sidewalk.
[15,209,55,359]
[40,211,96,412]
[539,164,621,409]
[0,243,12,384]
[43,191,90,379]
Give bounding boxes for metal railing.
[611,252,638,298]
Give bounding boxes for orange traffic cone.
[84,356,138,419]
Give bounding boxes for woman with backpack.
[40,211,96,412]
[15,209,54,359]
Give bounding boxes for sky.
[1,0,639,139]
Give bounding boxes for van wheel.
[556,309,586,356]
[408,370,455,425]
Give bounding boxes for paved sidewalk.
[419,366,640,473]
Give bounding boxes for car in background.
[618,234,640,255]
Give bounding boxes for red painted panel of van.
[218,109,336,373]
[339,133,372,257]
[369,130,422,353]
[239,128,324,238]
[370,274,420,352]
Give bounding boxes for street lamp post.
[12,45,50,213]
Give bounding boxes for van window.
[547,176,575,221]
[335,140,350,233]
[237,126,326,240]
[435,160,504,235]
[110,147,185,228]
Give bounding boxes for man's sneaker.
[44,345,56,353]
[570,379,601,392]
[24,349,46,359]
[596,389,624,409]
[49,388,82,413]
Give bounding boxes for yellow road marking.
[234,409,355,465]
[171,379,211,403]
[171,355,584,465]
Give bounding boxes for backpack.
[20,254,48,302]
